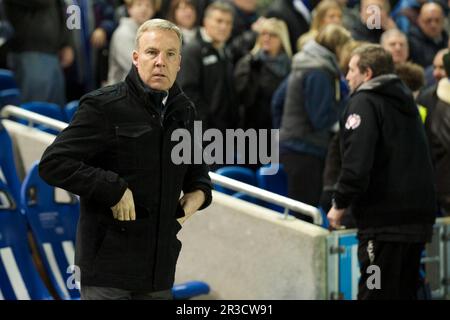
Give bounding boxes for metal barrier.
[1,105,323,225]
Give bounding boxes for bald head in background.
[418,2,445,39]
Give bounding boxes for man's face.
[203,10,233,46]
[432,51,448,82]
[383,34,408,64]
[418,4,444,39]
[346,55,369,92]
[128,0,155,25]
[132,29,181,91]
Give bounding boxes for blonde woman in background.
[234,18,291,169]
[297,0,343,51]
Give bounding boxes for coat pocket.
[115,124,153,169]
[93,217,153,279]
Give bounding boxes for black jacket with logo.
[39,66,212,292]
[334,75,436,230]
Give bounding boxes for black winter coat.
[334,75,436,229]
[234,53,287,130]
[39,66,212,292]
[408,26,449,68]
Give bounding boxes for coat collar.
[125,64,185,107]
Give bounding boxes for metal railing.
[1,105,323,225]
[210,172,322,225]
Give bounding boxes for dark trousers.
[80,285,173,300]
[357,239,424,300]
[280,152,324,221]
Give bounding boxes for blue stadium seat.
[172,281,210,299]
[214,166,256,195]
[20,161,80,300]
[0,122,22,203]
[20,101,65,121]
[64,100,79,122]
[256,164,288,213]
[0,179,52,300]
[0,69,18,90]
[0,88,21,108]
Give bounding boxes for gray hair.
[380,28,408,47]
[204,1,235,19]
[135,19,183,49]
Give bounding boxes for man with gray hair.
[380,28,409,64]
[39,19,212,300]
[328,44,436,299]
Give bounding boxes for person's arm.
[39,96,128,209]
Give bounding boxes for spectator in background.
[167,0,198,45]
[337,0,360,30]
[381,28,409,64]
[417,48,449,119]
[395,61,428,121]
[408,2,448,68]
[424,47,450,86]
[265,0,321,55]
[227,0,260,64]
[349,0,397,43]
[178,1,238,133]
[428,51,450,216]
[4,0,74,106]
[279,24,351,214]
[107,0,156,85]
[395,61,425,99]
[297,0,343,51]
[230,0,259,39]
[234,18,291,168]
[64,0,117,100]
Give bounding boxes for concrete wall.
[176,191,330,299]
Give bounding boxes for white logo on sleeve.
[345,114,361,130]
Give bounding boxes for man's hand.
[111,188,136,221]
[177,190,205,225]
[327,206,346,230]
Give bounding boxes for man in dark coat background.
[328,44,436,299]
[39,18,212,300]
